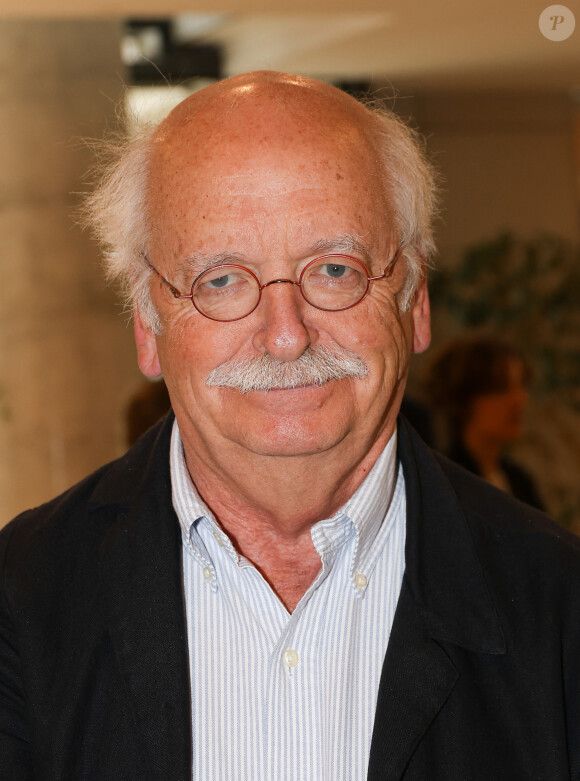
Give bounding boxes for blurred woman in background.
[424,335,544,510]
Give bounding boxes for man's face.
[135,82,430,466]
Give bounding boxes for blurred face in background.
[466,358,529,446]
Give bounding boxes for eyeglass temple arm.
[367,243,404,282]
[145,257,192,300]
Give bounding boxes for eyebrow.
[308,235,373,264]
[176,234,374,278]
[178,251,247,278]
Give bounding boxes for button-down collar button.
[213,531,224,547]
[203,566,213,581]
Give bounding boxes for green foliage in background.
[429,232,580,409]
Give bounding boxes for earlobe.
[134,310,163,378]
[411,279,431,355]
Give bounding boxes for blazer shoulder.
[435,449,565,527]
[433,448,580,582]
[1,413,174,597]
[399,417,580,580]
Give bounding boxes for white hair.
[366,106,439,309]
[206,344,368,394]
[83,96,438,332]
[83,123,162,333]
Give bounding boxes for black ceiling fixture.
[125,19,223,85]
[335,80,374,99]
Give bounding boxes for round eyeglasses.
[146,246,403,322]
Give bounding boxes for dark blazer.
[1,414,579,780]
[447,439,545,511]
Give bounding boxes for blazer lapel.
[368,419,506,780]
[367,582,458,780]
[95,416,192,780]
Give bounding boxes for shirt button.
[213,532,224,547]
[203,566,213,581]
[282,649,299,669]
[354,572,368,588]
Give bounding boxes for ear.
[134,309,163,378]
[411,278,431,355]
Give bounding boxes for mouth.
[257,382,327,393]
[237,380,341,409]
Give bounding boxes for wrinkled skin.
[134,72,431,608]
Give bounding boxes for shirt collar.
[170,420,231,556]
[170,419,401,593]
[309,431,401,593]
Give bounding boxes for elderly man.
[1,72,579,780]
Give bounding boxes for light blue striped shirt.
[171,420,406,780]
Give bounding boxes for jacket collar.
[398,416,505,655]
[92,413,192,781]
[368,417,505,780]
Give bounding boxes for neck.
[178,424,395,612]
[182,427,393,531]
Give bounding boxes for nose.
[251,280,316,361]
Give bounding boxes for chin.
[216,382,358,454]
[235,419,349,458]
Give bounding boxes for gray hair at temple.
[83,89,439,336]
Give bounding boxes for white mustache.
[206,345,369,394]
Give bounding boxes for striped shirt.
[171,420,406,780]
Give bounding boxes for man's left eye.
[206,274,233,289]
[320,264,350,278]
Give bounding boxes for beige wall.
[1,27,579,528]
[401,89,580,528]
[0,21,142,525]
[403,90,580,257]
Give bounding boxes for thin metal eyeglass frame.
[145,245,404,322]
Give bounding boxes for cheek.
[152,312,207,383]
[156,311,256,387]
[340,297,413,372]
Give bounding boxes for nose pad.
[252,279,314,360]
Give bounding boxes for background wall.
[401,90,580,528]
[414,91,580,253]
[0,13,579,528]
[0,20,142,522]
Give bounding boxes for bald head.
[146,72,391,273]
[151,70,381,179]
[157,71,373,131]
[152,73,386,190]
[85,71,438,332]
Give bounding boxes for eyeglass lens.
[193,266,260,320]
[192,256,369,321]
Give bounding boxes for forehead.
[146,84,390,261]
